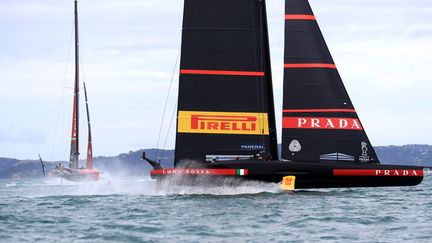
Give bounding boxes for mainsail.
[69,0,80,169]
[281,0,379,163]
[175,0,278,165]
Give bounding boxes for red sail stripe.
[150,168,248,176]
[334,169,424,177]
[284,63,337,69]
[180,69,265,76]
[285,14,316,20]
[283,109,356,113]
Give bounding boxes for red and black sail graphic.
[69,81,79,169]
[175,0,278,165]
[281,0,379,163]
[86,132,93,169]
[84,82,93,169]
[69,0,80,169]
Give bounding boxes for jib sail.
[175,0,278,165]
[281,0,379,163]
[84,82,93,169]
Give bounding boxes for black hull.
[150,160,423,189]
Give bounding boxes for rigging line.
[161,102,178,163]
[50,20,75,161]
[155,46,181,161]
[79,35,88,146]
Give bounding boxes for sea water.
[0,174,431,242]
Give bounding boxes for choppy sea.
[1,173,431,242]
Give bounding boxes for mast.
[69,0,80,169]
[84,82,93,169]
[260,0,278,160]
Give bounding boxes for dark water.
[1,174,431,242]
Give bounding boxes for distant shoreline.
[1,145,431,179]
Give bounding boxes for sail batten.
[284,63,336,68]
[283,109,356,113]
[180,69,265,76]
[285,14,316,20]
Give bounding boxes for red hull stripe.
[150,168,248,176]
[334,169,423,177]
[283,117,363,130]
[180,69,265,76]
[285,14,316,20]
[284,63,337,69]
[283,109,356,113]
[77,169,101,175]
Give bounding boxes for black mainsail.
[175,0,278,165]
[145,0,424,189]
[281,0,379,163]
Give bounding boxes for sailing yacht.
[143,0,424,188]
[48,0,100,181]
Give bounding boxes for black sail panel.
[175,0,278,165]
[281,0,379,163]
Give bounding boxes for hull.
[49,167,100,182]
[150,160,423,189]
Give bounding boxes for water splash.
[8,172,281,198]
[155,175,281,195]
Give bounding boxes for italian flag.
[236,169,248,176]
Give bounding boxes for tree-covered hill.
[1,145,431,179]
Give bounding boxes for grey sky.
[0,0,431,160]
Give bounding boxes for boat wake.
[12,172,280,198]
[3,182,17,188]
[36,173,156,197]
[154,175,281,195]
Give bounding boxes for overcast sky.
[0,0,431,161]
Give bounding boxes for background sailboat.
[48,0,100,181]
